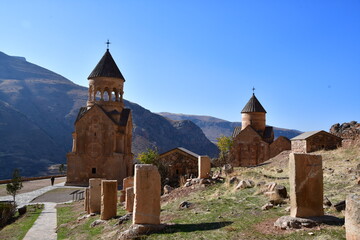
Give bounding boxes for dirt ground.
[0,177,66,196]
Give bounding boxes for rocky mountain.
[158,112,303,142]
[0,51,218,179]
[330,121,360,146]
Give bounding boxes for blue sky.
[0,1,359,132]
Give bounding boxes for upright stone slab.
[133,164,161,225]
[345,194,360,240]
[198,156,211,179]
[89,178,103,214]
[120,176,134,202]
[289,153,324,217]
[84,188,90,213]
[100,180,118,220]
[125,186,134,212]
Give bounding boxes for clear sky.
[1,1,359,132]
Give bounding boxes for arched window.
[95,91,101,101]
[111,90,116,101]
[103,91,109,101]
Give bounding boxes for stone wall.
[270,136,291,158]
[158,151,198,182]
[291,140,307,153]
[306,133,341,152]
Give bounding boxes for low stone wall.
[0,174,66,185]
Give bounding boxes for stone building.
[229,93,290,167]
[66,48,133,186]
[291,130,342,153]
[158,147,199,183]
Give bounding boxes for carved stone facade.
[158,147,199,183]
[291,130,342,153]
[66,49,133,186]
[230,94,290,167]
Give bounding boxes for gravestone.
[133,164,161,224]
[120,176,134,202]
[125,186,134,212]
[345,194,360,240]
[84,188,90,213]
[198,156,211,179]
[100,180,118,220]
[89,178,104,214]
[289,153,324,217]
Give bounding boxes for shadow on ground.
[160,221,233,234]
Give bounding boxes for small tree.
[137,148,169,187]
[6,169,23,204]
[59,164,65,174]
[137,148,159,164]
[216,135,233,166]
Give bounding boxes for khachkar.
[66,46,133,186]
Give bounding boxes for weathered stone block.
[125,186,134,212]
[345,194,360,240]
[198,156,211,179]
[133,164,161,225]
[89,178,104,214]
[100,180,118,220]
[84,188,90,213]
[289,153,324,217]
[120,176,134,202]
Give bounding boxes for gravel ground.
[0,177,66,196]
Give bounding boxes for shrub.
[0,201,16,228]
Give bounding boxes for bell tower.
[241,93,267,135]
[87,47,125,112]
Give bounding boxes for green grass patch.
[0,204,44,240]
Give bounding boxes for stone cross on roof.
[106,39,111,50]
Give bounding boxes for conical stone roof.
[241,94,267,113]
[88,49,125,80]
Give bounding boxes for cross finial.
[252,87,255,94]
[106,39,111,50]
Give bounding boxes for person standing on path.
[50,177,55,186]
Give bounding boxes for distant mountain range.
[0,51,217,179]
[157,112,302,142]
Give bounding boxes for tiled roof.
[159,147,200,158]
[232,126,242,138]
[88,49,125,80]
[290,130,342,140]
[241,94,267,113]
[75,105,131,126]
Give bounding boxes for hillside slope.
[158,112,302,142]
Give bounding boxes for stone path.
[0,181,81,240]
[23,202,57,240]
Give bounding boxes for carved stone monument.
[345,194,360,240]
[133,164,161,225]
[289,153,324,217]
[120,176,134,202]
[100,180,118,220]
[198,156,211,179]
[125,186,134,212]
[89,178,104,214]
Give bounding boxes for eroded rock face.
[289,153,324,218]
[345,194,360,240]
[133,164,161,225]
[330,121,360,147]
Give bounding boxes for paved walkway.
[0,181,81,240]
[23,202,57,240]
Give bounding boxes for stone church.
[229,93,290,166]
[66,48,133,186]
